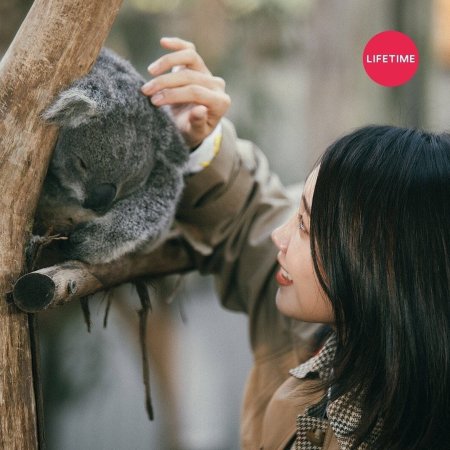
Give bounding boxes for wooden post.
[0,0,123,448]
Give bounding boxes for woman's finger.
[176,105,215,149]
[148,48,210,76]
[189,105,208,122]
[186,107,209,147]
[142,70,225,96]
[149,85,231,117]
[159,36,196,51]
[186,105,208,136]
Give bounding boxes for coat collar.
[289,332,383,449]
[289,332,336,382]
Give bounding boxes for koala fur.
[36,48,189,264]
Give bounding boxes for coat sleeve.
[176,119,322,359]
[175,119,326,447]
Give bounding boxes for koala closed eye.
[77,156,88,171]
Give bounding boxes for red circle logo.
[363,30,419,87]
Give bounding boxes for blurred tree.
[304,0,389,164]
[389,0,431,127]
[304,0,431,168]
[0,0,33,54]
[433,0,450,68]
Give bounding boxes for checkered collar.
[289,332,336,382]
[289,332,382,449]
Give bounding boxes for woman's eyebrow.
[302,194,311,216]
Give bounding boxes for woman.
[142,38,450,449]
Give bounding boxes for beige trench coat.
[173,119,338,449]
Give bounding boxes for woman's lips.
[276,266,293,286]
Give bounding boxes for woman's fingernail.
[141,81,154,93]
[147,62,158,74]
[151,93,164,105]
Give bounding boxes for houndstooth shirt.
[289,333,382,450]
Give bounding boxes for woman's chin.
[275,287,299,319]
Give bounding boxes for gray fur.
[36,48,189,264]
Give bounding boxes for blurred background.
[2,0,450,449]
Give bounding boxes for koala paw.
[62,222,124,265]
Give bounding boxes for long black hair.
[310,125,450,449]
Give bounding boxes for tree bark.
[13,236,195,313]
[0,0,123,448]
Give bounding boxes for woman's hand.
[141,37,231,149]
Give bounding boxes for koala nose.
[83,183,117,212]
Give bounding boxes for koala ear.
[42,88,100,128]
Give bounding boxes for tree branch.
[13,236,195,313]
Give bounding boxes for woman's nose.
[271,216,294,252]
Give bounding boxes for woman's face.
[271,167,334,323]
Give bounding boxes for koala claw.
[26,233,68,269]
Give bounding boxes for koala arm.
[64,159,185,265]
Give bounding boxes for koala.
[35,48,189,265]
